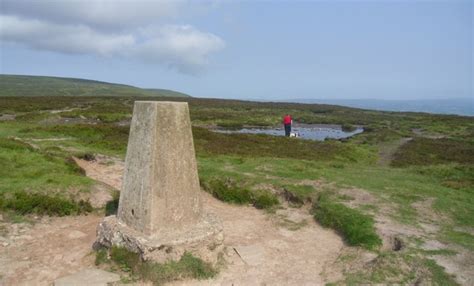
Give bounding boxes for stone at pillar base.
[95,213,224,265]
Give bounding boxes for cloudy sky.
[0,0,472,100]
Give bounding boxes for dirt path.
[0,215,101,286]
[0,156,345,285]
[179,194,344,285]
[77,157,345,285]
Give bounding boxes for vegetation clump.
[96,246,217,285]
[341,123,357,132]
[0,191,93,216]
[391,138,474,167]
[312,192,382,250]
[201,178,279,210]
[216,122,244,130]
[193,127,356,162]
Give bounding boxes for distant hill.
[289,98,473,116]
[0,75,191,98]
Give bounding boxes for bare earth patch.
[0,215,101,286]
[339,187,474,285]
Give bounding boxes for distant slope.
[289,98,474,116]
[0,75,191,98]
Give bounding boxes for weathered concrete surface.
[118,101,201,235]
[54,268,120,286]
[95,101,223,264]
[96,213,224,263]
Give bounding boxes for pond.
[215,124,364,141]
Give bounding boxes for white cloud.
[0,15,135,55]
[134,25,225,73]
[1,0,183,31]
[0,1,225,74]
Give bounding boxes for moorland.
[0,76,473,285]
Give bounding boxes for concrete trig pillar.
[117,101,201,235]
[95,101,223,263]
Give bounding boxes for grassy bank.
[312,192,381,250]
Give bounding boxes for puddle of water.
[215,125,364,141]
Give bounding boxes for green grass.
[440,228,474,251]
[0,137,92,194]
[312,192,382,250]
[342,252,459,285]
[423,258,459,286]
[96,247,217,285]
[201,178,279,210]
[0,190,93,216]
[105,191,120,216]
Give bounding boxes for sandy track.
[0,215,101,286]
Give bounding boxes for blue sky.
[1,0,472,100]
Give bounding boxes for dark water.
[216,125,364,141]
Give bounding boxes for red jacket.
[283,115,292,125]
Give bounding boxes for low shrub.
[312,192,381,250]
[193,127,355,162]
[253,192,280,209]
[0,191,93,216]
[341,124,357,132]
[216,122,244,130]
[391,138,474,167]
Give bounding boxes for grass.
[312,192,382,250]
[423,258,459,286]
[0,191,93,216]
[96,247,217,285]
[200,178,279,210]
[342,252,459,285]
[0,137,92,194]
[440,228,474,251]
[105,191,120,216]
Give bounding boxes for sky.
[0,0,472,101]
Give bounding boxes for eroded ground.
[2,154,472,285]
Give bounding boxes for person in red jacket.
[283,114,292,137]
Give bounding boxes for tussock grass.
[0,191,92,216]
[96,247,217,285]
[312,192,382,250]
[201,178,279,210]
